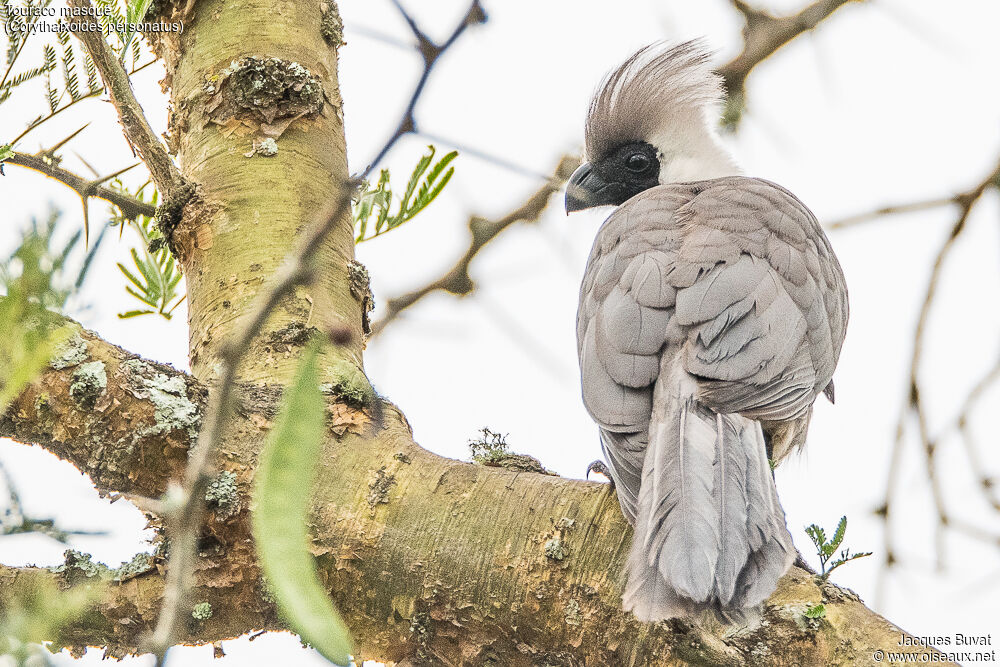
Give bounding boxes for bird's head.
[566,40,739,213]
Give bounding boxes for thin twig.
[145,3,486,662]
[825,196,958,230]
[370,154,579,337]
[875,157,1000,604]
[415,130,553,181]
[0,461,107,543]
[941,353,1000,512]
[66,0,183,196]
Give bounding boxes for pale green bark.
[154,0,362,383]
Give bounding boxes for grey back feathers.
[585,40,725,163]
[574,42,848,624]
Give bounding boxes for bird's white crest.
[585,40,741,184]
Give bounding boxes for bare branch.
[825,196,958,230]
[876,157,1000,594]
[371,154,579,337]
[719,0,862,108]
[146,2,487,658]
[5,150,157,220]
[65,0,184,196]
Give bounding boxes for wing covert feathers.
[577,176,845,621]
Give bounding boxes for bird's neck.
[654,123,741,184]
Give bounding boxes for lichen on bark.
[205,56,326,140]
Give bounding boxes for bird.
[566,40,848,622]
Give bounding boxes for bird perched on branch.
[566,40,848,622]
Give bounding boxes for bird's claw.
[585,460,615,489]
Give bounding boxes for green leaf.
[120,0,152,63]
[117,262,147,292]
[118,308,155,319]
[61,41,81,101]
[423,149,458,189]
[83,53,99,93]
[829,516,847,552]
[804,604,826,619]
[397,146,434,217]
[111,183,185,319]
[0,143,12,174]
[252,341,354,666]
[0,212,83,413]
[45,76,59,113]
[404,164,453,223]
[353,146,457,244]
[805,524,826,552]
[124,285,159,308]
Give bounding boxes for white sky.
[1,0,999,664]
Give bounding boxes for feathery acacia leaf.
[108,183,186,320]
[61,42,81,101]
[805,516,872,582]
[353,145,458,243]
[83,54,99,93]
[0,211,90,412]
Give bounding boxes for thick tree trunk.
[0,0,955,665]
[152,0,362,383]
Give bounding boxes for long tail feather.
[623,358,795,621]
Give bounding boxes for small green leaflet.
[0,143,12,175]
[111,185,186,319]
[804,604,826,619]
[252,341,354,666]
[120,0,153,65]
[805,516,872,582]
[0,213,91,413]
[354,145,457,243]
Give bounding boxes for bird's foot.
[585,460,615,489]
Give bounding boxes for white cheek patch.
[651,126,742,185]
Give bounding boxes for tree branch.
[876,157,1000,593]
[5,151,156,221]
[825,196,958,230]
[0,309,951,662]
[65,0,184,197]
[0,402,951,664]
[371,154,580,337]
[828,160,1000,231]
[0,318,199,501]
[719,0,862,115]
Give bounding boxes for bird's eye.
[626,153,651,173]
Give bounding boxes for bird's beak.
[565,162,614,213]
